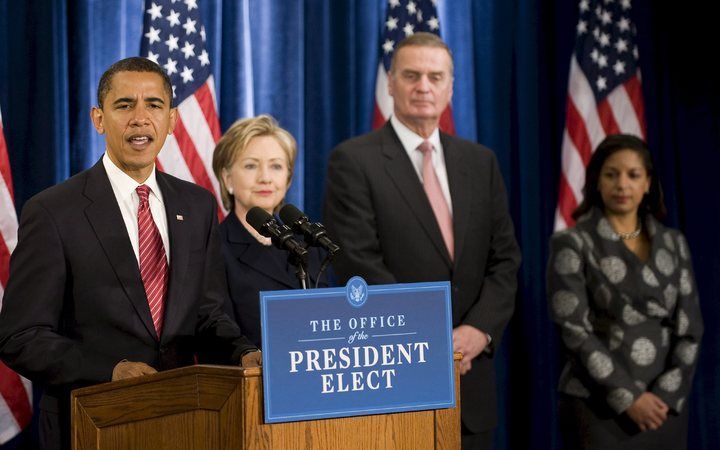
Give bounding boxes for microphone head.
[246,207,274,235]
[279,204,306,227]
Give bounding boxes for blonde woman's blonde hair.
[212,114,297,211]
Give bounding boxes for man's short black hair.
[96,57,173,108]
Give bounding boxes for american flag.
[141,0,225,217]
[555,0,646,230]
[373,0,455,133]
[0,107,32,445]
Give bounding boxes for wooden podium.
[71,355,461,450]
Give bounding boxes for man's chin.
[403,113,441,124]
[122,153,159,172]
[405,105,439,115]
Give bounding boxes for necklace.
[616,223,642,240]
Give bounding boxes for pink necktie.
[136,185,168,338]
[417,140,454,260]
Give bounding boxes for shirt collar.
[390,115,441,153]
[102,152,164,205]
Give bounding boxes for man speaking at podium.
[0,57,259,450]
[324,33,521,449]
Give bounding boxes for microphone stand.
[288,252,308,290]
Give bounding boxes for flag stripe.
[0,181,18,251]
[439,106,456,135]
[624,73,646,137]
[554,210,568,234]
[0,401,20,446]
[567,57,606,151]
[172,117,217,196]
[557,173,579,226]
[374,64,393,120]
[0,362,32,444]
[372,103,387,130]
[607,85,643,137]
[0,124,13,200]
[0,237,11,287]
[565,97,594,165]
[561,131,587,202]
[194,79,222,142]
[597,98,621,135]
[177,93,222,199]
[0,364,31,443]
[170,117,225,220]
[157,137,195,182]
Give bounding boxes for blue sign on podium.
[260,277,455,423]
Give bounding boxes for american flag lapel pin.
[176,214,184,221]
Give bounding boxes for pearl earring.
[227,187,234,195]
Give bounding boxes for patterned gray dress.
[547,207,703,418]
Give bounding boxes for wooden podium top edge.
[71,353,461,398]
[71,364,260,398]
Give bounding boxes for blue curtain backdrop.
[0,1,717,449]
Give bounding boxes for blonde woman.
[213,115,327,347]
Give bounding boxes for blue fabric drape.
[0,1,718,449]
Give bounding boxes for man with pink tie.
[324,33,521,450]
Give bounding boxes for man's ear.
[168,108,178,135]
[91,106,105,134]
[387,73,395,98]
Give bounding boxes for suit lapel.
[82,161,157,340]
[442,133,471,269]
[225,213,297,288]
[381,124,452,267]
[156,172,191,342]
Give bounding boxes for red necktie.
[418,140,454,260]
[136,185,168,338]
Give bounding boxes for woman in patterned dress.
[547,134,703,449]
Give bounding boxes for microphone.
[246,207,308,264]
[279,204,340,257]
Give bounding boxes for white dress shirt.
[390,115,453,214]
[102,153,170,263]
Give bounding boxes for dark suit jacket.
[323,122,521,432]
[219,211,328,348]
[0,161,255,448]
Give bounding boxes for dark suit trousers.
[40,411,67,450]
[559,394,689,450]
[462,424,494,450]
